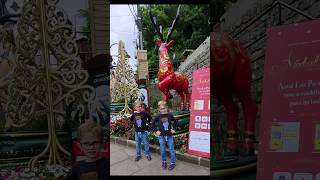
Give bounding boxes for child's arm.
[147,112,152,122]
[151,116,161,136]
[170,114,178,133]
[130,113,135,122]
[151,115,157,132]
[146,112,153,127]
[129,113,136,128]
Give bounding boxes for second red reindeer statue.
[211,27,258,156]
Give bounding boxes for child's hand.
[156,130,161,136]
[171,129,175,134]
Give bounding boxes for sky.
[110,5,138,72]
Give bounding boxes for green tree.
[141,5,210,80]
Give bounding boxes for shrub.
[147,132,160,146]
[110,118,133,139]
[174,133,189,153]
[0,164,70,180]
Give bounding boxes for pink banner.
[187,68,210,158]
[257,20,320,180]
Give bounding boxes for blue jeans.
[135,131,150,157]
[158,135,176,164]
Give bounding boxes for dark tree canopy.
[210,0,239,30]
[141,5,210,80]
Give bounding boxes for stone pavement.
[111,142,210,176]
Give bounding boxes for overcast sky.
[110,5,138,72]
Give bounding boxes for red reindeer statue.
[149,5,190,111]
[211,28,258,156]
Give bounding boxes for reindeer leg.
[158,84,170,103]
[164,93,170,102]
[179,77,190,111]
[183,88,190,112]
[179,92,185,111]
[158,76,174,104]
[184,92,190,112]
[215,79,239,156]
[233,58,257,156]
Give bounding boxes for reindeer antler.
[166,5,181,42]
[148,5,165,42]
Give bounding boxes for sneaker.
[162,161,167,169]
[135,156,141,162]
[146,155,152,161]
[168,163,175,171]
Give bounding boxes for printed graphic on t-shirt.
[81,172,98,180]
[135,116,142,127]
[160,117,168,122]
[161,117,169,130]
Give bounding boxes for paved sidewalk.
[111,143,210,176]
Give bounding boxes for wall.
[177,36,210,89]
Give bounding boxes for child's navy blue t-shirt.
[130,111,152,132]
[152,113,177,136]
[65,157,108,180]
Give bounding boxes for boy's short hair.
[77,120,102,141]
[158,101,168,108]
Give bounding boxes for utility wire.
[128,5,137,22]
[131,4,137,17]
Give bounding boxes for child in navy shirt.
[152,101,177,170]
[130,101,152,161]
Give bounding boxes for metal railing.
[230,0,316,88]
[232,0,315,39]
